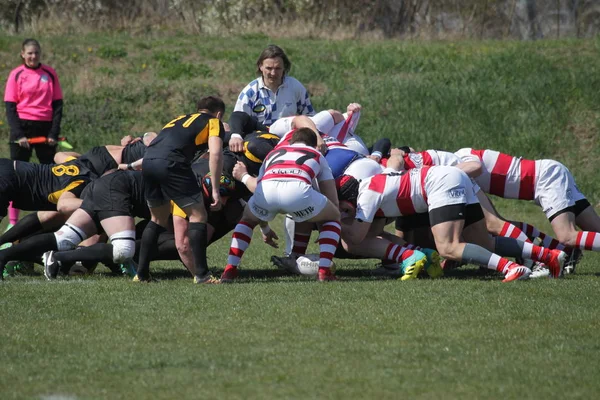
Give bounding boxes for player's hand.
[228,137,244,153]
[210,191,223,211]
[120,135,134,146]
[17,137,30,149]
[347,103,362,113]
[232,161,248,181]
[367,154,381,163]
[117,163,128,171]
[262,229,279,248]
[47,137,57,147]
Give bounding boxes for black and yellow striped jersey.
[145,112,225,164]
[12,158,95,211]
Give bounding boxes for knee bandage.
[54,223,88,251]
[110,230,136,263]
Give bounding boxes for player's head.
[202,172,236,203]
[290,127,318,148]
[196,96,226,120]
[256,45,290,86]
[335,175,360,206]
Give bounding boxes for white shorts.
[535,159,586,219]
[249,180,328,222]
[425,166,479,212]
[268,111,335,137]
[344,157,383,180]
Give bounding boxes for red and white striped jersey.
[455,148,539,200]
[355,168,430,223]
[258,143,333,186]
[276,129,295,148]
[402,150,461,170]
[322,134,346,150]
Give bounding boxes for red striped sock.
[576,231,600,251]
[318,221,341,268]
[227,221,254,267]
[487,254,515,274]
[385,243,414,263]
[291,233,311,255]
[500,221,531,243]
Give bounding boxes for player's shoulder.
[283,76,307,90]
[7,65,26,79]
[40,64,58,75]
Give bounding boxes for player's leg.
[220,204,264,282]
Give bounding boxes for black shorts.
[395,212,431,232]
[548,198,592,222]
[0,159,19,218]
[80,172,136,221]
[429,203,484,227]
[143,158,202,209]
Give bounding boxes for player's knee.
[110,230,136,263]
[54,223,87,251]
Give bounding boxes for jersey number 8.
[52,164,80,177]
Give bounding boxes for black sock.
[188,222,208,277]
[0,233,57,264]
[0,213,43,244]
[137,221,166,279]
[54,243,114,265]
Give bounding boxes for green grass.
[2,34,600,398]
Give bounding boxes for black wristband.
[127,163,134,171]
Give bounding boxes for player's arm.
[233,161,257,193]
[340,218,371,245]
[208,135,224,209]
[118,158,143,171]
[318,178,339,209]
[54,151,81,164]
[455,160,482,178]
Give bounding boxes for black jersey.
[242,132,280,176]
[144,112,225,164]
[78,146,118,178]
[192,151,252,201]
[12,158,95,211]
[121,140,146,164]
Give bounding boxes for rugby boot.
[399,250,427,281]
[502,264,532,282]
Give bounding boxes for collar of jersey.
[258,76,287,92]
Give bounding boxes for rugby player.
[135,96,226,283]
[336,158,567,282]
[455,148,598,273]
[219,127,341,282]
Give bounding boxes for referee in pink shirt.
[4,38,64,227]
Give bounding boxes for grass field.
[1,33,600,399]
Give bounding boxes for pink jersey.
[402,150,461,170]
[455,148,539,200]
[355,168,430,222]
[259,143,333,186]
[4,64,63,121]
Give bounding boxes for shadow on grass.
[144,265,513,283]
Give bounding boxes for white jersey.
[234,76,314,126]
[258,143,333,186]
[355,166,478,223]
[403,150,461,169]
[455,148,539,200]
